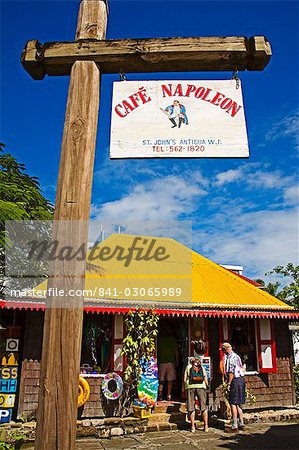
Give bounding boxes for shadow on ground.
[217,424,299,450]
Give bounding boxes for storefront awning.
[1,298,298,320]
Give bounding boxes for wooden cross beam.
[21,2,272,450]
[22,35,271,80]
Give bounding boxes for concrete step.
[150,400,206,428]
[154,401,187,414]
[148,412,187,424]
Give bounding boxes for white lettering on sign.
[0,409,11,422]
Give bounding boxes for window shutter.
[256,318,277,373]
[112,314,124,374]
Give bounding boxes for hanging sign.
[0,408,12,424]
[0,351,19,424]
[6,339,19,352]
[110,80,249,158]
[198,356,212,381]
[0,393,15,408]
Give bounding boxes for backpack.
[189,365,204,384]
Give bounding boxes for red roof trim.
[0,299,46,311]
[1,300,298,319]
[226,269,262,287]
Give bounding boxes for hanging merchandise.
[84,320,99,366]
[137,356,158,407]
[101,372,123,400]
[78,376,90,408]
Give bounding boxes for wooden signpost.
[21,1,272,449]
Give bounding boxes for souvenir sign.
[6,339,19,352]
[0,353,19,423]
[199,356,212,380]
[0,363,18,393]
[110,80,249,158]
[0,377,18,393]
[0,393,15,408]
[0,408,12,424]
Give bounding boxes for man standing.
[184,357,209,433]
[157,330,178,401]
[221,342,246,433]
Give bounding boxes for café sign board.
[110,80,249,158]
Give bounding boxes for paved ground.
[19,422,299,449]
[73,423,299,450]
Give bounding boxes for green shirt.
[184,364,207,389]
[157,336,177,363]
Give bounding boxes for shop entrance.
[157,316,189,401]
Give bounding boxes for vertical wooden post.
[34,2,107,449]
[76,0,108,40]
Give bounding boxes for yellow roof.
[33,234,292,310]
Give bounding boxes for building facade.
[1,234,298,420]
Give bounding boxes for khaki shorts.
[187,388,207,412]
[158,362,176,382]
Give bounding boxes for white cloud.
[188,169,210,188]
[265,112,299,142]
[194,206,299,279]
[89,174,207,246]
[90,164,298,280]
[255,111,299,154]
[214,168,244,186]
[246,170,294,190]
[283,185,299,206]
[98,175,205,221]
[213,165,296,194]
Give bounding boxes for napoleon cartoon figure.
[160,100,189,128]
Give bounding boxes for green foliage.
[0,143,53,292]
[266,264,299,308]
[255,279,282,298]
[0,142,53,243]
[245,387,257,406]
[18,411,35,423]
[117,309,159,416]
[0,443,13,450]
[0,427,28,449]
[294,364,299,403]
[220,380,232,419]
[256,263,299,308]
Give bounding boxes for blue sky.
[1,0,298,280]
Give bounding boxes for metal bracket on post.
[119,69,127,81]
